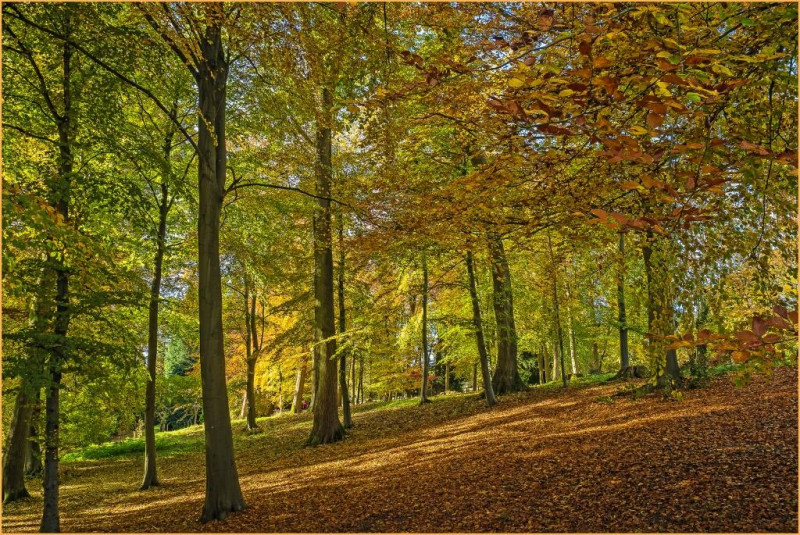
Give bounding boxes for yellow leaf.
[630,126,649,136]
[509,78,525,88]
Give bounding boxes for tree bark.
[41,29,76,532]
[4,274,51,503]
[564,275,578,376]
[141,174,170,491]
[487,232,525,394]
[618,233,630,371]
[3,386,34,503]
[291,356,308,414]
[195,15,245,521]
[337,220,352,428]
[465,250,497,406]
[357,353,364,404]
[309,85,344,445]
[25,393,43,478]
[547,232,568,387]
[643,233,681,385]
[538,347,546,384]
[245,291,258,430]
[419,252,432,404]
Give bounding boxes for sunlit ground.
[3,367,797,532]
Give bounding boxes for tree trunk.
[141,177,169,491]
[245,358,257,430]
[643,233,681,385]
[358,354,364,404]
[25,392,43,478]
[419,252,431,404]
[465,250,497,406]
[487,232,525,394]
[239,393,247,420]
[245,292,258,431]
[196,17,245,522]
[444,363,450,394]
[41,32,75,532]
[618,233,630,371]
[309,85,343,445]
[538,346,546,384]
[291,356,308,414]
[4,274,51,502]
[564,277,578,376]
[547,232,568,387]
[3,387,34,503]
[337,220,352,428]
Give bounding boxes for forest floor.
[3,366,797,533]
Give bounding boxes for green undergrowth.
[61,362,775,464]
[62,426,205,463]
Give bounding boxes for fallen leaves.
[2,368,797,532]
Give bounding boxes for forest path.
[3,367,797,532]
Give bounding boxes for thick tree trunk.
[309,85,344,445]
[419,252,432,404]
[141,180,169,491]
[618,233,630,371]
[337,221,352,428]
[487,233,525,394]
[196,17,245,522]
[3,387,34,503]
[643,233,681,385]
[4,274,51,502]
[465,250,497,406]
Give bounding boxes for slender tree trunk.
[487,232,525,394]
[239,393,247,420]
[564,278,578,376]
[350,350,356,403]
[618,233,630,371]
[141,177,169,491]
[25,392,43,478]
[547,232,568,387]
[309,85,343,445]
[245,293,258,430]
[419,252,431,404]
[40,31,76,532]
[444,363,450,394]
[358,354,364,404]
[291,356,308,414]
[337,220,352,428]
[465,250,497,406]
[538,348,546,384]
[196,17,245,521]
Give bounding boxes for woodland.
[1,2,798,533]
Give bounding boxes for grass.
[62,425,205,462]
[57,363,755,464]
